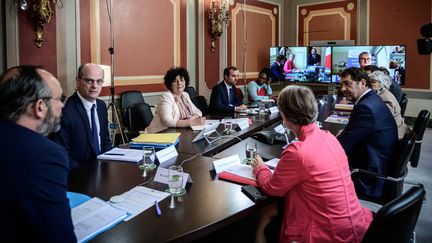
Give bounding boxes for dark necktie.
[229,87,234,105]
[91,104,100,155]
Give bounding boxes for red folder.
[218,171,258,186]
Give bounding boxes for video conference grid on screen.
[269,45,406,85]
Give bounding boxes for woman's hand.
[188,116,206,126]
[251,155,265,170]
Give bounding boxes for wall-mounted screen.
[269,46,332,83]
[332,45,406,84]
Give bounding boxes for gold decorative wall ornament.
[209,0,231,52]
[13,0,64,48]
[30,0,53,48]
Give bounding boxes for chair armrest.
[350,168,408,183]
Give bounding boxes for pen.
[155,200,161,217]
[104,153,124,156]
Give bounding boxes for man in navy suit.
[209,66,247,114]
[337,67,398,198]
[270,55,286,81]
[0,66,76,242]
[51,63,112,169]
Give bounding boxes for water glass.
[139,146,156,170]
[259,102,266,116]
[245,142,257,164]
[168,165,185,196]
[224,117,233,134]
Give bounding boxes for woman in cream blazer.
[146,67,204,133]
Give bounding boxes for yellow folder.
[131,133,181,144]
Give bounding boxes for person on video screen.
[358,52,371,69]
[307,47,321,66]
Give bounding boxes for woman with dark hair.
[251,85,372,243]
[146,67,204,133]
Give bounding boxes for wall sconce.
[16,0,63,48]
[209,0,231,52]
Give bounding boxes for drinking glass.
[139,146,156,170]
[259,102,266,116]
[224,117,233,134]
[168,165,186,196]
[245,142,257,164]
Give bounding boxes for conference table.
[161,112,281,156]
[68,112,282,242]
[68,101,345,242]
[68,153,264,242]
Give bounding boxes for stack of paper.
[213,155,257,186]
[335,103,354,116]
[130,133,180,149]
[335,103,354,111]
[97,148,143,163]
[72,197,128,242]
[325,114,349,124]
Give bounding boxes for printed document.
[72,197,128,242]
[97,148,143,163]
[108,186,170,221]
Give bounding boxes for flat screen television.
[269,46,332,83]
[332,45,406,84]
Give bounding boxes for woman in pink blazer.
[251,85,372,243]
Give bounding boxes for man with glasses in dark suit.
[51,63,112,169]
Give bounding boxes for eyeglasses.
[80,77,104,86]
[39,94,67,103]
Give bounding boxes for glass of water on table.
[244,142,257,165]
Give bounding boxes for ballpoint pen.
[104,153,125,156]
[155,200,161,217]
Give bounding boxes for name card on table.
[156,145,178,166]
[269,106,279,114]
[154,167,191,187]
[237,119,250,130]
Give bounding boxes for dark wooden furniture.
[68,153,265,242]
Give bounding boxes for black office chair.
[410,110,430,168]
[126,103,153,138]
[399,93,408,117]
[120,91,145,129]
[352,131,417,205]
[185,86,197,99]
[192,95,209,116]
[361,184,425,243]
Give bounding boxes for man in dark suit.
[51,63,112,169]
[0,66,76,242]
[209,66,247,114]
[270,55,286,81]
[337,67,398,199]
[307,47,321,66]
